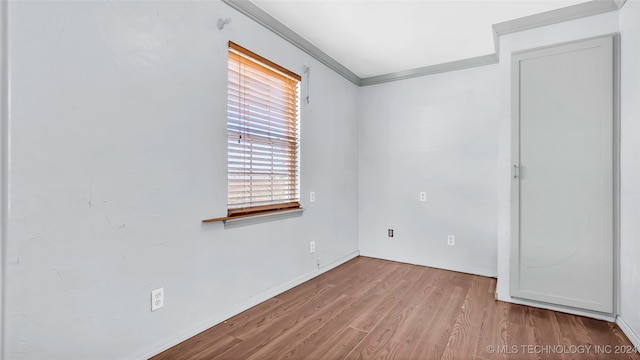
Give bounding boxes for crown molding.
[613,0,628,9]
[493,0,620,37]
[491,0,622,57]
[360,54,498,86]
[224,0,626,87]
[221,0,361,85]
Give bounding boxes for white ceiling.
[252,0,590,78]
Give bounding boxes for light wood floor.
[151,256,639,360]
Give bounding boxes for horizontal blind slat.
[227,43,300,216]
[228,118,297,139]
[228,70,298,99]
[229,45,301,81]
[228,100,297,121]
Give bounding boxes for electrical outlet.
[419,192,427,202]
[310,241,316,253]
[388,229,394,237]
[151,288,164,311]
[310,191,316,203]
[447,235,455,246]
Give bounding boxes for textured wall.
[4,1,359,358]
[358,64,500,276]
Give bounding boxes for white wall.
[4,1,359,359]
[495,11,620,317]
[358,65,499,277]
[618,0,640,347]
[4,1,640,358]
[0,1,7,357]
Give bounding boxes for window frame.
[225,41,302,219]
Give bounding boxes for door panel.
[511,36,614,313]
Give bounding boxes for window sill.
[202,208,304,229]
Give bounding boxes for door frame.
[509,33,620,315]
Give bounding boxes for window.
[227,41,301,218]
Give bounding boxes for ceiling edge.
[221,0,361,86]
[491,0,619,59]
[492,0,619,37]
[613,0,627,9]
[225,0,621,87]
[360,54,498,87]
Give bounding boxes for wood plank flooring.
[151,257,639,360]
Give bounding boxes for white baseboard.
[359,253,497,278]
[617,316,640,349]
[132,250,359,360]
[496,294,616,322]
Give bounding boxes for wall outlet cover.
[151,288,164,311]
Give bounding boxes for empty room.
[1,0,640,359]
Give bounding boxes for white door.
[511,36,614,313]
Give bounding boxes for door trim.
[510,34,618,314]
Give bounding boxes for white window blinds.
[227,42,301,217]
